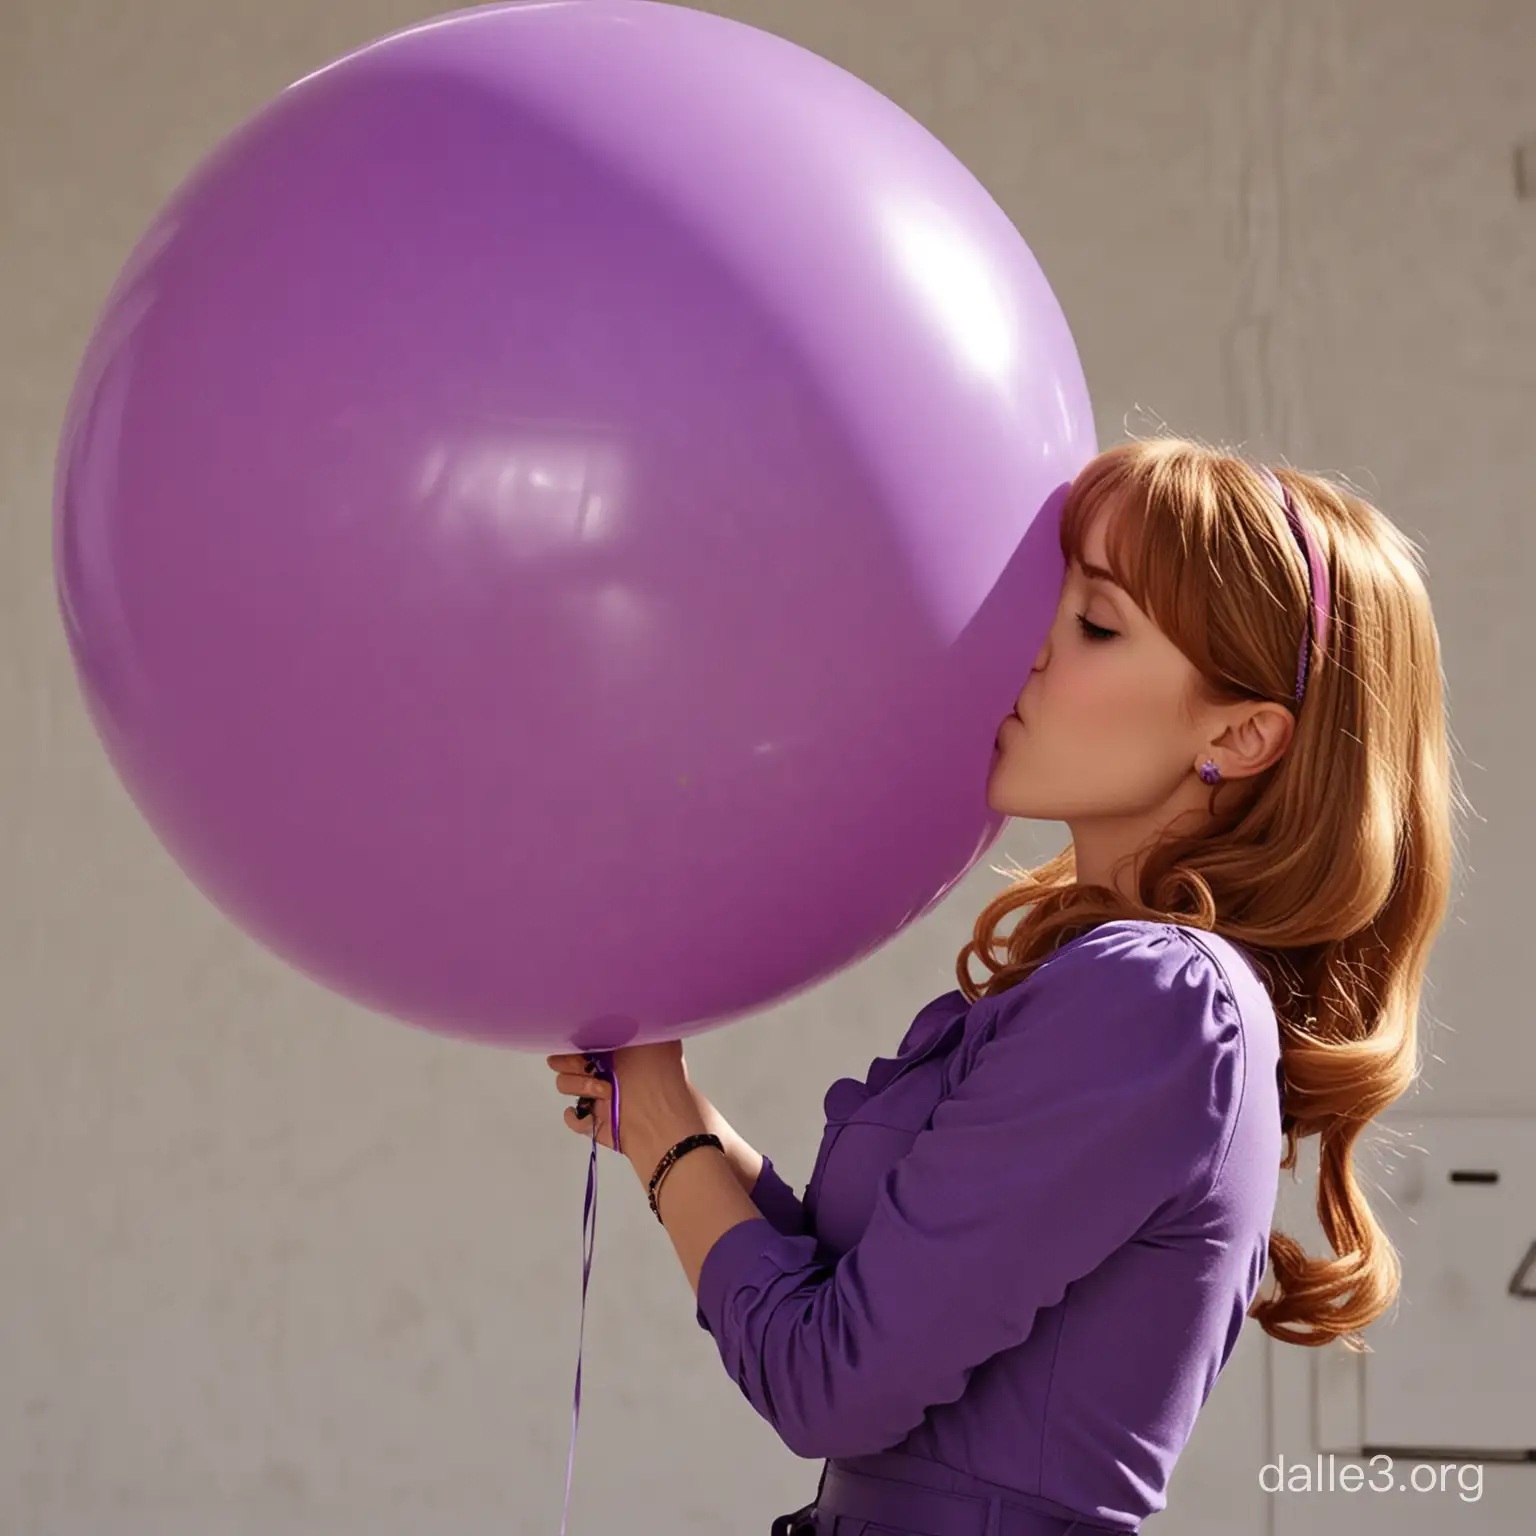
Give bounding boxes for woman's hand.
[547,1040,706,1168]
[546,1050,622,1151]
[547,1045,769,1202]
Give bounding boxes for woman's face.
[986,503,1206,828]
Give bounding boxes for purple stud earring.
[1198,759,1222,785]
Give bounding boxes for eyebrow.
[1074,558,1128,593]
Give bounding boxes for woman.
[546,438,1458,1535]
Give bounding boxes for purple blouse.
[694,919,1283,1531]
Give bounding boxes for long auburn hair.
[954,437,1464,1352]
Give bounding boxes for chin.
[987,769,1063,822]
[986,779,1027,819]
[989,794,1036,821]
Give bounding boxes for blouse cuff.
[694,1216,816,1334]
[750,1154,808,1236]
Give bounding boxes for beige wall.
[3,1,1533,1532]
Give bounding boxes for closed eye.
[1076,613,1118,642]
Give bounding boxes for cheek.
[1056,649,1161,741]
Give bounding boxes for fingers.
[554,1072,610,1098]
[546,1053,605,1074]
[563,1103,612,1147]
[550,1054,613,1148]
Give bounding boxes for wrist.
[625,1111,709,1186]
[696,1104,761,1194]
[642,1130,731,1223]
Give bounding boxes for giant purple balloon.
[54,0,1094,1051]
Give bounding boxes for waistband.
[773,1451,1134,1536]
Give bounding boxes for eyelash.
[1075,613,1118,642]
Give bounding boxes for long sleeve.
[694,1154,811,1333]
[693,921,1244,1461]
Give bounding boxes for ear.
[1207,700,1295,780]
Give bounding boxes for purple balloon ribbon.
[560,1051,620,1536]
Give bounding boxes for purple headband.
[1259,467,1332,703]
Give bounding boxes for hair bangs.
[1057,441,1235,683]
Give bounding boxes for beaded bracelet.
[647,1132,724,1222]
